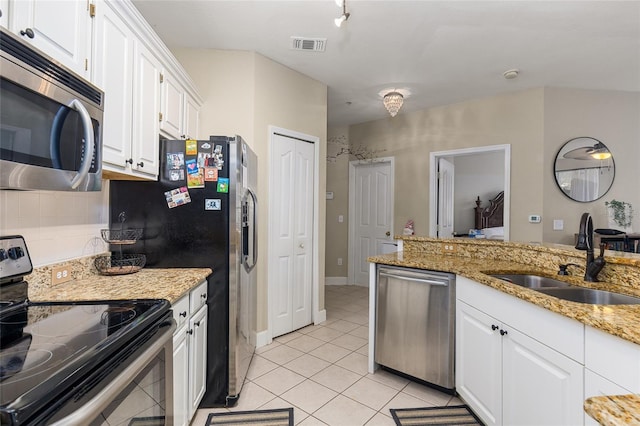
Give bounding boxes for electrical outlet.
[440,242,457,254]
[337,258,343,266]
[52,265,72,285]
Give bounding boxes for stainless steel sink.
[536,288,640,305]
[490,273,640,305]
[490,274,572,289]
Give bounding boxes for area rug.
[390,404,483,426]
[205,408,293,426]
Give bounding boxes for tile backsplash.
[0,180,110,267]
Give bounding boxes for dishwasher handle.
[378,271,449,286]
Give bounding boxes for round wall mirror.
[554,137,615,202]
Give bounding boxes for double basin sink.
[490,274,640,305]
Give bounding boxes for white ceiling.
[132,1,640,127]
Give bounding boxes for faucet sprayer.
[575,212,606,282]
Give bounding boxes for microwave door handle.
[50,107,70,169]
[68,99,95,189]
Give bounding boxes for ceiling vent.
[290,37,326,52]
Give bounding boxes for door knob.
[386,231,391,236]
[299,243,304,249]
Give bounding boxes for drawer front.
[585,325,640,392]
[190,280,208,312]
[172,296,190,329]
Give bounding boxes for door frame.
[348,157,395,286]
[266,126,322,342]
[429,144,511,240]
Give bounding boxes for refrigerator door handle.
[243,188,258,272]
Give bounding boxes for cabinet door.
[10,0,91,77]
[183,94,200,140]
[92,1,133,170]
[502,327,584,426]
[131,39,161,178]
[0,0,8,27]
[173,327,190,426]
[456,301,502,426]
[189,305,208,418]
[160,70,183,139]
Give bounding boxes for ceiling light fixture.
[334,0,350,27]
[588,142,612,160]
[383,91,404,117]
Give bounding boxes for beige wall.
[174,48,328,333]
[543,88,640,245]
[325,126,350,279]
[348,88,545,243]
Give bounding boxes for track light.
[335,0,350,27]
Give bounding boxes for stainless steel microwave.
[0,28,104,191]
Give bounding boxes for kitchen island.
[368,236,640,426]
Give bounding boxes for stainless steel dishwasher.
[375,265,455,390]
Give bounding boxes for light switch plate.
[553,219,564,230]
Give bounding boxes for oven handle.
[49,321,175,426]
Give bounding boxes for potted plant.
[605,200,633,231]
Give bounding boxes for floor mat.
[390,404,483,426]
[205,407,293,426]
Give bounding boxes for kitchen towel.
[390,404,483,425]
[205,407,293,426]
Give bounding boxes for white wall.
[0,183,109,267]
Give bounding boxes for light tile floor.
[191,285,462,425]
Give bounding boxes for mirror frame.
[553,137,615,203]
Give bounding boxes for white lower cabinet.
[456,276,584,426]
[172,280,208,426]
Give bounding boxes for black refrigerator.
[109,135,258,407]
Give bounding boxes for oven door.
[46,321,175,426]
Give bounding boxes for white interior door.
[271,133,314,337]
[438,158,455,238]
[350,160,393,286]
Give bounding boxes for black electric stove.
[0,236,173,425]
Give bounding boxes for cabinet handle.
[201,293,207,299]
[194,321,200,327]
[187,329,193,335]
[491,324,499,331]
[136,161,144,168]
[179,311,187,317]
[500,329,508,336]
[20,28,35,39]
[125,158,133,165]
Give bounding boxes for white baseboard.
[255,330,271,349]
[314,309,327,325]
[325,276,347,285]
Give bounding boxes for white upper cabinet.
[131,38,161,177]
[184,93,200,140]
[9,0,91,78]
[0,0,9,27]
[160,69,200,140]
[92,2,134,170]
[160,69,184,139]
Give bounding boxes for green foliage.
[605,200,633,228]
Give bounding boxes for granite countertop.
[584,395,640,426]
[28,268,212,304]
[368,251,640,345]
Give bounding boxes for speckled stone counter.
[369,236,640,426]
[584,395,640,426]
[28,267,212,304]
